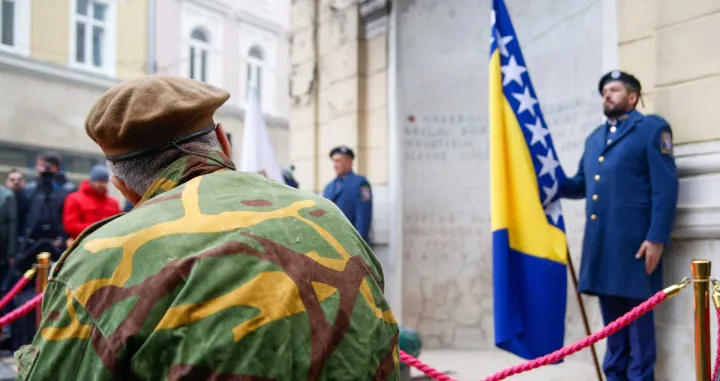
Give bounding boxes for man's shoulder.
[349,173,370,187]
[639,113,671,130]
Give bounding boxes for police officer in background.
[559,70,679,381]
[323,146,373,244]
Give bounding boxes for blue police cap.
[329,146,354,159]
[598,70,642,95]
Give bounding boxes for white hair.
[107,132,222,196]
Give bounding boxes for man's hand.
[635,240,664,274]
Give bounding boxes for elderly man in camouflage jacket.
[15,76,400,381]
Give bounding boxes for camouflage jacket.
[15,152,399,381]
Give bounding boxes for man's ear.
[111,175,141,205]
[629,92,639,108]
[215,123,232,158]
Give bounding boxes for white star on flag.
[544,200,563,225]
[537,149,560,181]
[525,117,549,147]
[512,87,538,116]
[501,56,527,86]
[495,30,514,57]
[542,180,558,206]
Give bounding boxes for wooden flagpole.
[566,248,604,381]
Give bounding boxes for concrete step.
[409,350,598,381]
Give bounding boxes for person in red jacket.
[63,165,121,242]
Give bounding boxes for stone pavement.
[409,350,597,381]
[0,356,15,381]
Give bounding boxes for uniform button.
[594,174,600,181]
[610,126,617,133]
[591,214,597,220]
[607,139,612,144]
[592,194,598,201]
[598,156,604,162]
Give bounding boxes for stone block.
[319,0,358,24]
[361,145,389,185]
[318,5,359,56]
[318,112,359,155]
[656,13,720,86]
[617,0,655,43]
[657,0,720,29]
[290,61,315,99]
[359,70,387,111]
[636,90,656,115]
[360,106,388,149]
[291,0,314,32]
[360,34,388,76]
[653,76,720,143]
[318,152,337,190]
[290,126,316,163]
[318,76,359,124]
[290,100,315,131]
[290,27,314,66]
[619,36,656,90]
[291,157,317,193]
[319,40,359,90]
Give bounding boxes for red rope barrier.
[0,269,36,312]
[0,293,43,330]
[0,286,678,381]
[400,290,668,381]
[400,351,459,381]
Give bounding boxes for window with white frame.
[246,45,264,105]
[0,0,16,47]
[189,27,209,82]
[74,0,110,69]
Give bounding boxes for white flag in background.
[240,87,283,183]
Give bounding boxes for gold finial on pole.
[35,252,51,328]
[691,259,711,381]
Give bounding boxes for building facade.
[0,0,148,188]
[289,0,720,378]
[0,0,291,191]
[153,0,291,167]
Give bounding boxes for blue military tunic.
[560,110,679,300]
[323,171,373,244]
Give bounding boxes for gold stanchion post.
[35,252,50,328]
[691,259,711,381]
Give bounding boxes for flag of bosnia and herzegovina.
[489,0,570,360]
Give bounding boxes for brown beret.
[85,75,230,161]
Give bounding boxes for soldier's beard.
[603,101,630,119]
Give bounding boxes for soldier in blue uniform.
[322,146,373,244]
[559,70,679,381]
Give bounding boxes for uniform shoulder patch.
[360,185,372,202]
[660,131,673,155]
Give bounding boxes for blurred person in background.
[62,165,121,244]
[4,169,27,245]
[282,165,299,189]
[0,170,23,351]
[322,146,373,244]
[10,153,72,350]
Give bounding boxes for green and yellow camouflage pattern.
[15,152,399,380]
